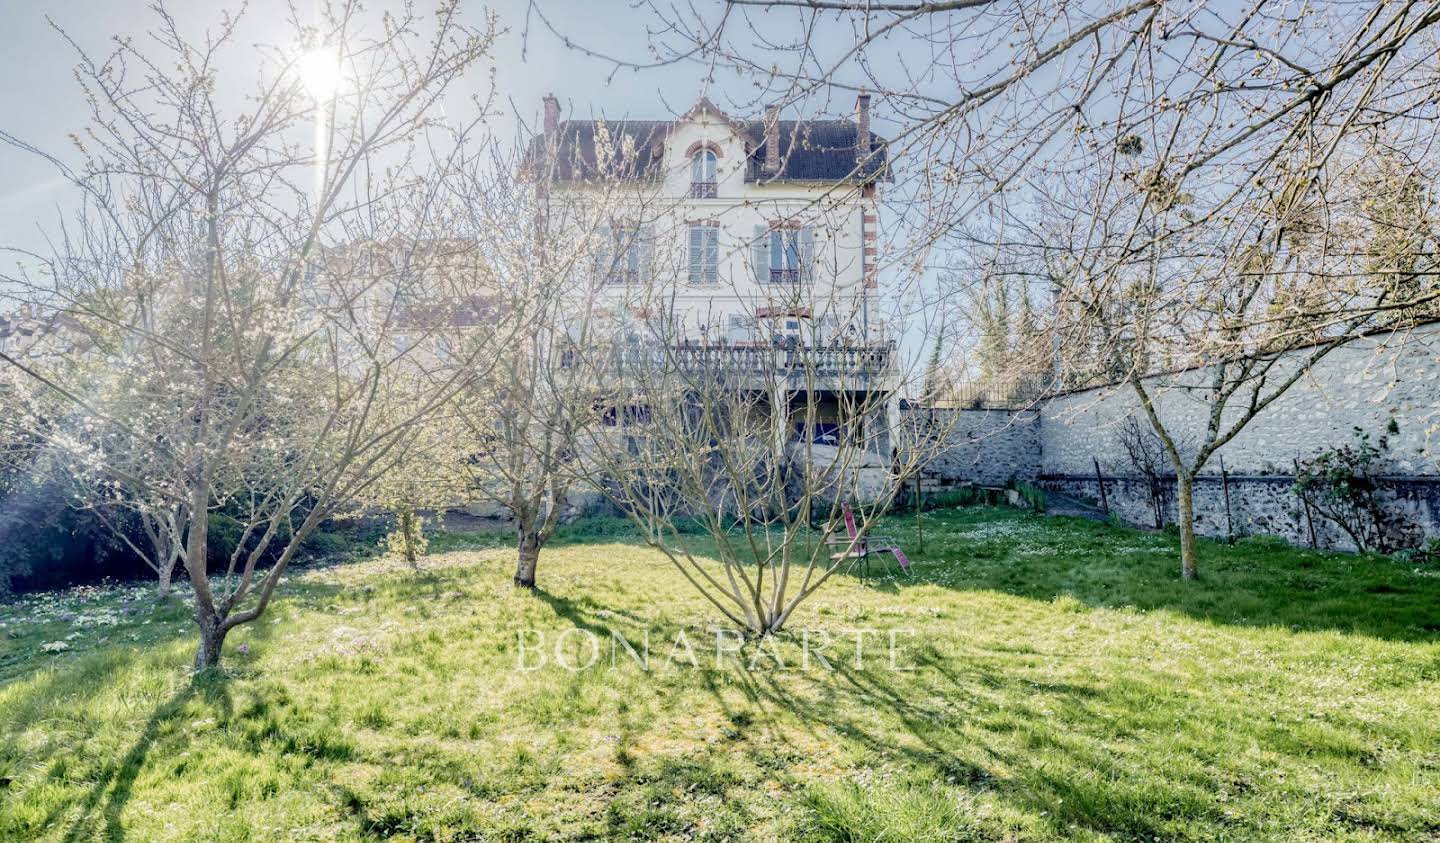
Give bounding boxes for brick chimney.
[543,93,560,140]
[763,104,780,175]
[854,89,871,163]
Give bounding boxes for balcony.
[607,341,896,388]
[688,181,718,199]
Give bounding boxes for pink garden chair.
[826,501,911,576]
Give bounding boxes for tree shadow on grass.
[871,508,1440,643]
[0,575,352,840]
[55,673,231,842]
[531,588,651,637]
[495,566,1429,841]
[0,605,198,743]
[704,646,1426,841]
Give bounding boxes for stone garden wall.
[923,321,1440,551]
[1041,473,1440,550]
[905,408,1040,490]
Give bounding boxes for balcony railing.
[688,181,718,199]
[768,268,799,283]
[610,341,896,380]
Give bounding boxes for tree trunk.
[194,613,227,671]
[514,530,541,589]
[1176,472,1199,581]
[399,506,420,566]
[157,562,174,600]
[157,545,180,600]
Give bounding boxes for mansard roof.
[530,112,887,185]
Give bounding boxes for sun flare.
[297,47,342,100]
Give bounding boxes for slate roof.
[531,116,887,184]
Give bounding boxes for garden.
[2,507,1437,841]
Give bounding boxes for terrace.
[608,340,896,388]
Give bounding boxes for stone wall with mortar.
[1034,321,1440,550]
[905,408,1041,490]
[1043,474,1440,550]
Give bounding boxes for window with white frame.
[769,228,801,282]
[688,224,719,284]
[689,149,717,198]
[609,226,642,284]
[726,313,755,343]
[752,223,814,284]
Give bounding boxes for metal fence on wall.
[936,374,1055,410]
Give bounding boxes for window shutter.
[799,226,816,284]
[688,226,702,283]
[704,228,719,283]
[751,224,769,283]
[639,226,654,284]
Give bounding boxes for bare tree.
[431,143,637,589]
[1116,415,1184,530]
[574,311,940,636]
[1006,7,1440,578]
[0,0,504,669]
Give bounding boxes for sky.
[0,0,793,253]
[0,0,943,371]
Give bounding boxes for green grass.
[1,507,1438,841]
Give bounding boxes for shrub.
[0,478,146,595]
[1294,425,1420,553]
[301,531,352,559]
[921,486,980,510]
[1392,538,1440,566]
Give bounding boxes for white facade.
[546,97,884,347]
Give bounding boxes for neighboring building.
[314,237,503,374]
[0,306,91,363]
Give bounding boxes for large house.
[536,93,888,346]
[533,93,897,452]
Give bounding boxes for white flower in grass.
[41,641,70,653]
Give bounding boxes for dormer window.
[689,148,717,198]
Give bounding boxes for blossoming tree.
[0,0,508,668]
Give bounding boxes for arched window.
[689,149,717,198]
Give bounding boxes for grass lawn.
[1,507,1438,841]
